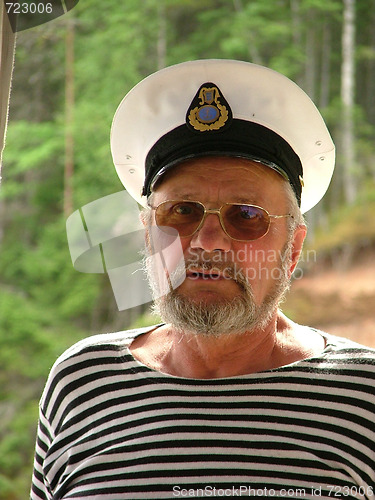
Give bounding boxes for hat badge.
[186,83,232,132]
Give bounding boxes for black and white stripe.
[31,326,375,499]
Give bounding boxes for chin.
[177,287,243,306]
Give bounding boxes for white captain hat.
[110,59,335,214]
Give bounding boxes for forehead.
[152,156,287,202]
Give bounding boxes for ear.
[139,209,153,254]
[289,224,307,276]
[139,208,148,228]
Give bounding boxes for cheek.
[231,241,287,282]
[147,227,186,289]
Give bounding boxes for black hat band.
[143,119,303,206]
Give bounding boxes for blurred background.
[1,0,375,497]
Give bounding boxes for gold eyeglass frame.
[148,200,294,242]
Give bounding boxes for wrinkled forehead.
[151,156,289,208]
[155,156,285,188]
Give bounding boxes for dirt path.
[284,256,375,348]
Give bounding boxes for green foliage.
[130,310,160,329]
[0,287,90,499]
[0,121,64,202]
[308,182,375,255]
[0,292,53,379]
[0,400,41,499]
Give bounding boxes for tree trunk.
[365,2,375,128]
[157,0,167,70]
[290,0,302,48]
[0,1,16,173]
[305,26,316,100]
[341,0,356,204]
[232,0,262,64]
[320,21,331,109]
[64,17,75,217]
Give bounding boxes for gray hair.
[283,180,305,231]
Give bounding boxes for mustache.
[170,257,250,289]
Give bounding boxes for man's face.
[144,156,306,336]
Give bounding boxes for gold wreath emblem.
[187,86,229,132]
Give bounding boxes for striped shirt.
[31,325,375,499]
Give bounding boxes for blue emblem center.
[198,105,219,124]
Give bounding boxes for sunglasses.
[149,200,293,241]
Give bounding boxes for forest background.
[1,0,375,498]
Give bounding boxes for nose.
[189,212,232,253]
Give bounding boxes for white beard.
[144,237,293,338]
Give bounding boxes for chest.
[43,379,375,498]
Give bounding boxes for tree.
[64,14,75,217]
[0,1,16,174]
[341,0,356,204]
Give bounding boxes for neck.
[129,311,325,378]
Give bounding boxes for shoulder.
[290,320,375,367]
[322,331,375,360]
[39,325,158,415]
[52,325,157,365]
[307,329,375,380]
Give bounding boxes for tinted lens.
[155,201,204,236]
[222,204,270,240]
